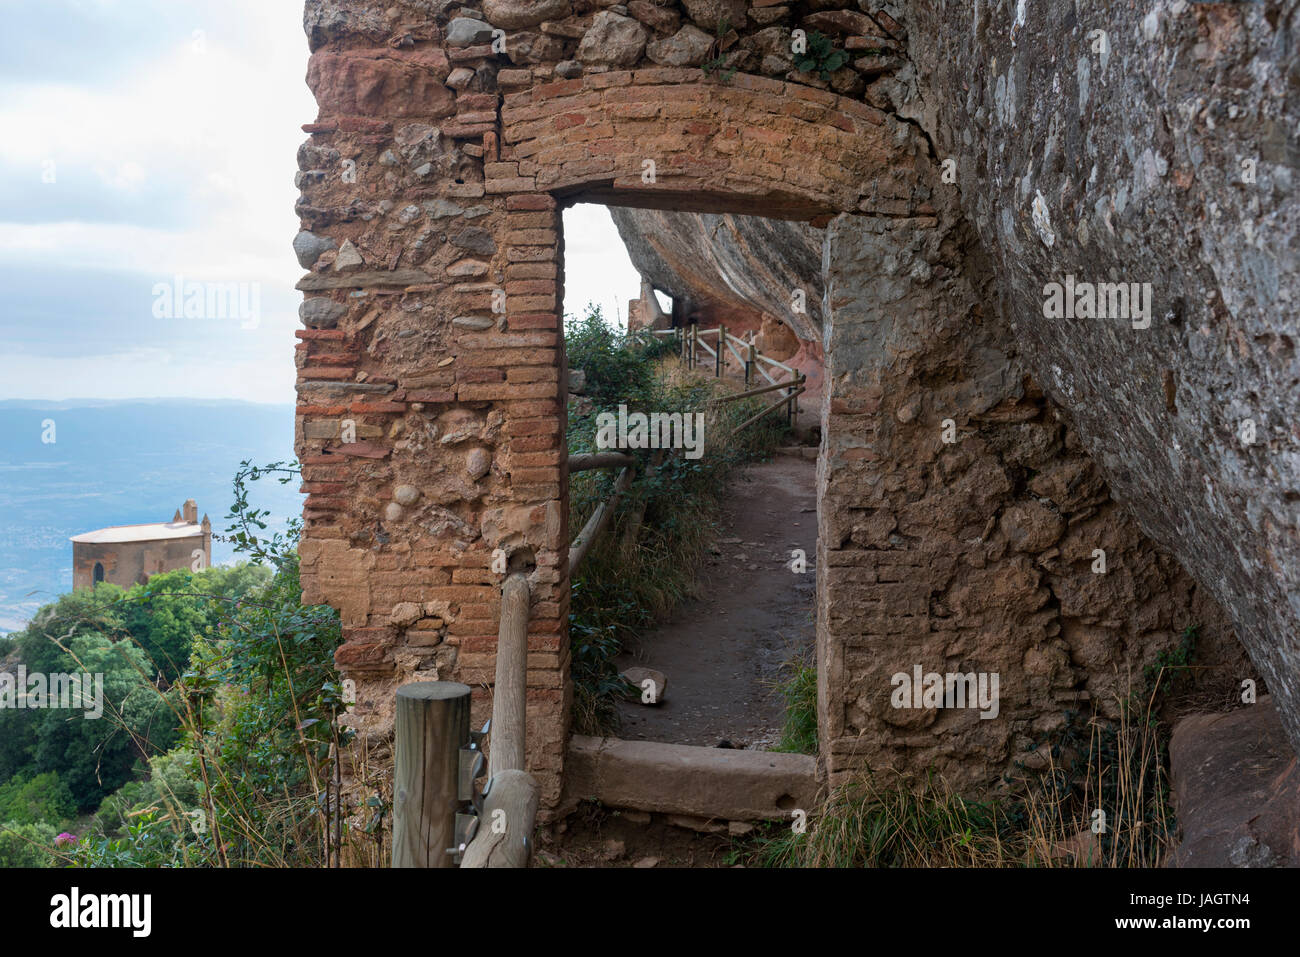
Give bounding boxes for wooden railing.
[566,326,806,577]
[460,571,538,868]
[650,325,805,433]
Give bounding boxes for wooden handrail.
[569,451,637,473]
[459,769,538,868]
[488,571,530,777]
[637,324,800,401]
[707,378,802,404]
[726,337,748,369]
[568,466,633,575]
[754,352,796,373]
[730,386,806,436]
[459,572,539,868]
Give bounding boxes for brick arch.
[499,69,929,219]
[294,10,945,812]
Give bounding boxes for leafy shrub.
[793,30,849,81]
[1,597,180,811]
[69,462,350,868]
[0,819,57,868]
[0,771,76,827]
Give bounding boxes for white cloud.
[0,0,315,400]
[0,220,303,285]
[0,344,294,404]
[0,1,647,401]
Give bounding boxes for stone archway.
[293,1,1243,810]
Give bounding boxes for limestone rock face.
[608,208,823,341]
[611,1,1300,762]
[1170,697,1300,867]
[899,0,1300,755]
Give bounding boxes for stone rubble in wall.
[290,0,1272,812]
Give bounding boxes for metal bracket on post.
[446,813,480,864]
[446,718,491,864]
[458,747,485,803]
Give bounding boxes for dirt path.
[613,454,817,749]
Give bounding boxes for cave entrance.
[560,200,825,765]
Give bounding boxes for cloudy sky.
[0,0,640,405]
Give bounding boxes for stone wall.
[294,0,936,810]
[819,212,1244,788]
[898,0,1300,755]
[609,206,1251,789]
[293,0,1265,809]
[71,536,208,590]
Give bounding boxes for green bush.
[118,564,270,684]
[772,653,818,755]
[0,820,57,868]
[793,30,849,81]
[0,461,349,867]
[0,772,76,827]
[2,601,180,811]
[0,558,272,815]
[71,461,349,868]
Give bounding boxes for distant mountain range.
[0,399,301,632]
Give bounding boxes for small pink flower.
[55,832,78,847]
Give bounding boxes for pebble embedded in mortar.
[467,447,491,480]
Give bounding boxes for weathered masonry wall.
[293,0,1248,808]
[899,0,1300,755]
[818,214,1242,789]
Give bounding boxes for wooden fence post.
[392,681,472,868]
[717,325,725,377]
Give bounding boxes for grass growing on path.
[770,649,818,755]
[730,681,1182,868]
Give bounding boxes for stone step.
[562,734,819,823]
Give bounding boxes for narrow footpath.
[613,453,817,749]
